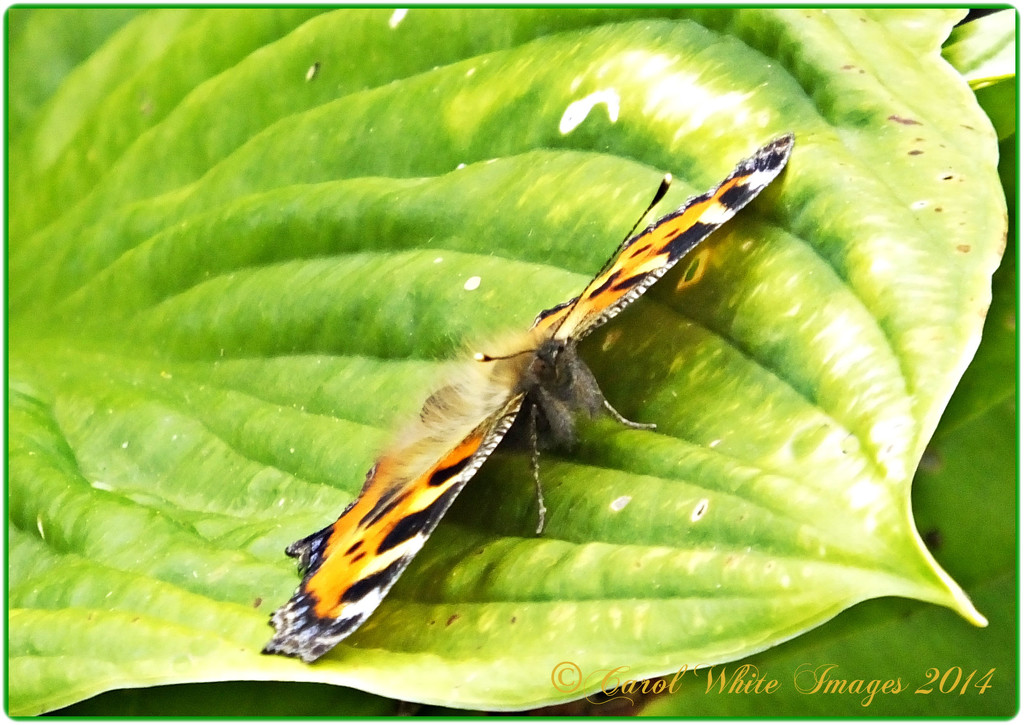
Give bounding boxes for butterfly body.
[264,134,795,662]
[516,337,613,446]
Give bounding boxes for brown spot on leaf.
[957,244,971,253]
[446,614,460,627]
[253,597,263,608]
[908,149,923,155]
[888,114,922,126]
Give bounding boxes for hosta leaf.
[942,9,1016,88]
[8,8,1006,715]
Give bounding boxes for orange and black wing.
[263,134,794,662]
[534,134,794,340]
[264,395,523,662]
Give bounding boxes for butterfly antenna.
[474,349,533,363]
[623,173,672,243]
[551,173,672,340]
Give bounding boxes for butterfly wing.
[264,135,794,661]
[534,134,794,340]
[264,393,524,662]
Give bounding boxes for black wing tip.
[262,636,330,663]
[261,631,328,664]
[262,591,368,663]
[771,131,796,147]
[723,132,795,193]
[766,131,796,152]
[755,132,796,169]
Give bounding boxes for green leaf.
[6,7,141,140]
[973,80,1016,142]
[941,11,1017,141]
[8,8,1006,715]
[942,9,1016,88]
[935,219,1015,436]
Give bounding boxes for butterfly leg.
[602,399,657,431]
[528,404,547,534]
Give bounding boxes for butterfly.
[263,133,795,662]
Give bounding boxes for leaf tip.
[930,557,988,627]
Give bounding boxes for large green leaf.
[8,8,1006,715]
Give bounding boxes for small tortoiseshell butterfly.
[264,134,795,662]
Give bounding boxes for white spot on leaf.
[610,495,632,512]
[464,276,481,291]
[388,8,407,28]
[847,479,882,510]
[559,89,620,135]
[690,498,709,522]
